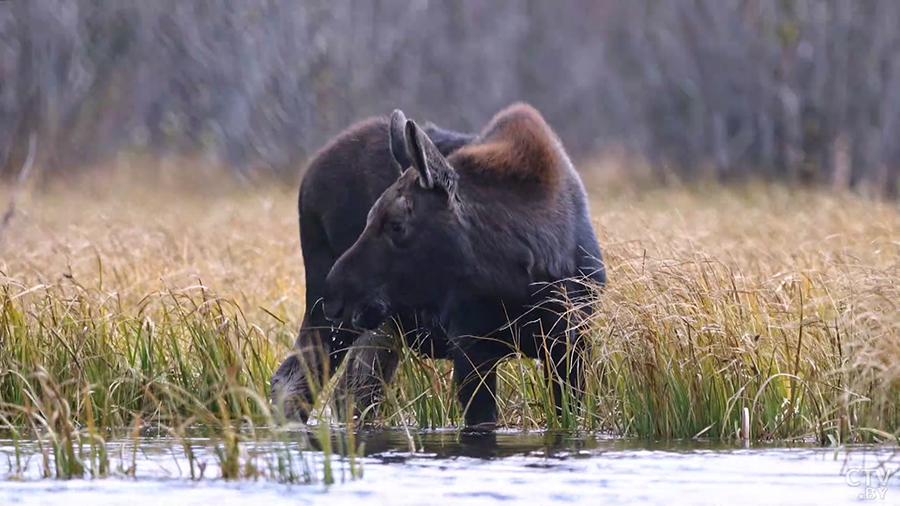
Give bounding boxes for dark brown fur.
[270,113,475,422]
[323,103,606,429]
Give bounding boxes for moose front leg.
[452,348,499,430]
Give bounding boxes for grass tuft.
[1,178,898,480]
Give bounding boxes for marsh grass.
[365,184,900,443]
[1,172,899,482]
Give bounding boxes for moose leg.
[532,295,587,422]
[452,348,499,430]
[543,328,585,420]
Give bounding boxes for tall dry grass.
[1,167,899,447]
[579,183,900,441]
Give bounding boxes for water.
[1,430,898,505]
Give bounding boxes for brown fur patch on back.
[449,103,564,191]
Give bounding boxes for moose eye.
[386,219,411,248]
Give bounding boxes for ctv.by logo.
[845,467,898,500]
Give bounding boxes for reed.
[1,176,898,462]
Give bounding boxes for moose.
[270,113,474,422]
[271,103,605,430]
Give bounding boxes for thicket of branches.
[2,0,899,196]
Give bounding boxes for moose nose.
[323,297,344,323]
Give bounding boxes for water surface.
[2,430,897,505]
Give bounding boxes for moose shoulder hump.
[449,102,565,192]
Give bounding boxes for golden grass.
[1,169,899,444]
[579,183,900,440]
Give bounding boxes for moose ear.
[405,119,432,188]
[389,109,411,172]
[405,119,458,195]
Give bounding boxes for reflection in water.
[1,429,899,506]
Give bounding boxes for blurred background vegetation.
[1,0,899,196]
[1,1,899,445]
